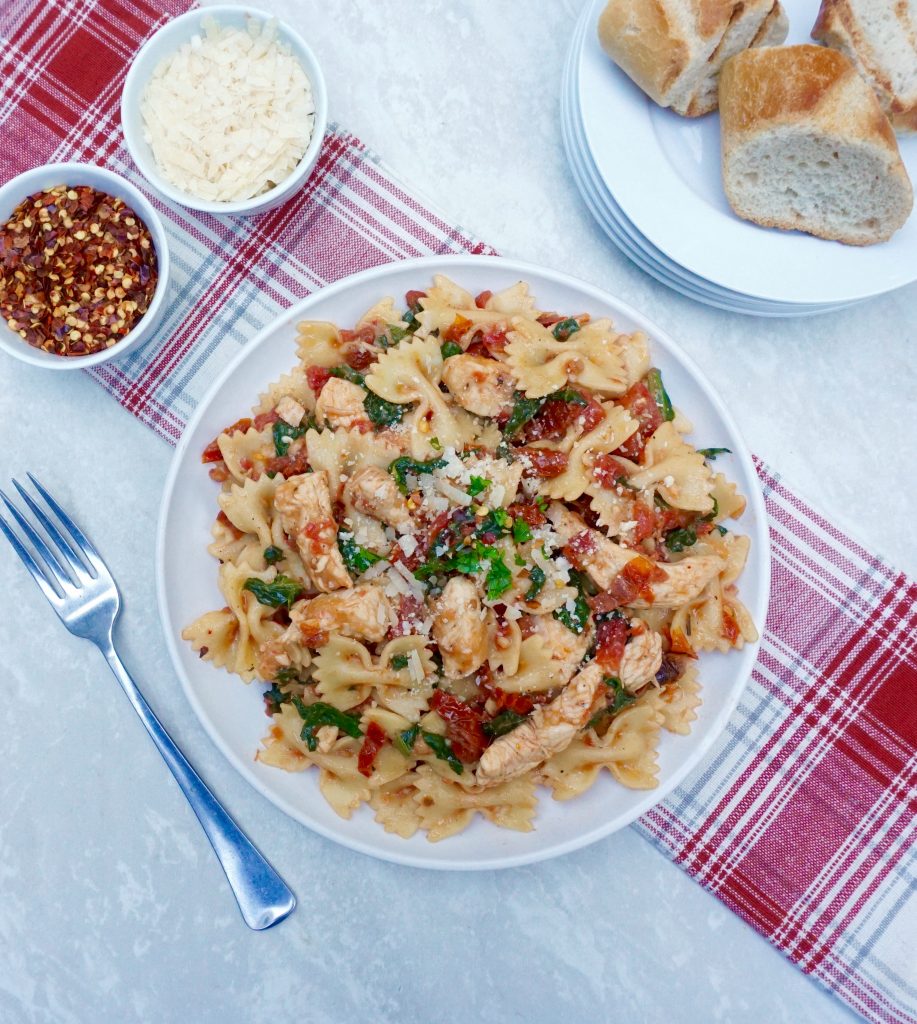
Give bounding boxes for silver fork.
[0,474,296,931]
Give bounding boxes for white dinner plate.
[157,254,771,870]
[576,0,917,306]
[563,6,859,316]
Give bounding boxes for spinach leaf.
[338,532,383,575]
[440,341,463,359]
[645,368,675,422]
[697,447,731,460]
[503,392,544,437]
[525,565,546,600]
[390,654,409,670]
[553,569,590,634]
[274,667,302,684]
[587,677,636,729]
[263,545,284,565]
[328,365,366,386]
[272,419,307,456]
[364,390,406,427]
[292,697,363,751]
[422,731,464,774]
[552,318,581,341]
[665,528,697,553]
[393,724,419,756]
[243,574,303,608]
[387,325,410,345]
[263,683,290,715]
[483,710,528,738]
[389,455,447,494]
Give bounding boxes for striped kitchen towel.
[1,3,915,1023]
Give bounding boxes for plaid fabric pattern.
[2,3,915,1022]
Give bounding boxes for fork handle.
[99,642,296,930]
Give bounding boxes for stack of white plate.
[562,0,917,317]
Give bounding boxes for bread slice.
[719,45,913,244]
[597,0,789,117]
[812,0,917,133]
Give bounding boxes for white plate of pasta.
[157,254,770,870]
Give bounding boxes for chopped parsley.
[525,565,546,601]
[430,436,443,451]
[388,455,447,494]
[484,551,513,600]
[272,418,307,456]
[483,710,528,738]
[512,518,532,544]
[292,697,363,751]
[697,447,732,460]
[467,475,490,497]
[552,318,581,341]
[242,574,303,608]
[665,527,697,553]
[263,545,284,565]
[422,731,463,774]
[390,654,410,670]
[440,341,463,359]
[338,532,383,575]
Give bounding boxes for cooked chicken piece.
[315,377,369,430]
[275,395,306,427]
[619,620,663,692]
[441,354,516,419]
[476,662,605,787]
[431,577,489,679]
[289,583,392,645]
[526,614,592,688]
[547,503,723,608]
[274,471,351,592]
[343,465,411,532]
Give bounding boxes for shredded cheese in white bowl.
[121,6,327,216]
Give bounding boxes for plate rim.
[156,253,772,870]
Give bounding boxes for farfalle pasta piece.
[356,297,408,331]
[505,318,648,398]
[295,319,343,365]
[628,422,714,513]
[483,280,538,317]
[312,635,378,710]
[217,423,274,484]
[370,774,424,838]
[305,427,403,501]
[218,473,281,551]
[254,366,315,416]
[412,765,537,841]
[536,403,638,501]
[656,664,702,735]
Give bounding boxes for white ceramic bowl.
[0,162,170,371]
[121,6,328,217]
[157,254,771,871]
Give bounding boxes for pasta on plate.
[183,276,757,842]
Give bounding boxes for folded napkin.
[2,3,915,1022]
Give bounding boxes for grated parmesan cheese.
[141,17,315,202]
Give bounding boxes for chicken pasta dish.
[184,276,757,841]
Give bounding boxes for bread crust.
[812,0,917,133]
[719,45,913,244]
[597,0,787,117]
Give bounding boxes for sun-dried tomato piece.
[253,410,280,430]
[429,690,488,763]
[305,365,332,395]
[595,617,629,672]
[516,446,569,479]
[474,290,493,309]
[614,382,663,462]
[507,501,547,528]
[564,530,598,570]
[357,721,387,777]
[201,417,252,463]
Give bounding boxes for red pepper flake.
[357,721,387,777]
[0,185,158,356]
[429,690,488,763]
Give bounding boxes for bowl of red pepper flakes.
[0,162,170,370]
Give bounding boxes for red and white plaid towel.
[2,3,915,1021]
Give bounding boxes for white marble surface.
[1,1,914,1022]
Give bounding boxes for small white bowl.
[0,162,170,371]
[121,6,328,217]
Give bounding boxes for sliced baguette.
[719,45,913,244]
[812,0,917,133]
[597,0,789,117]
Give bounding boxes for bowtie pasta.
[184,276,757,842]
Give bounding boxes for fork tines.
[0,474,101,599]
